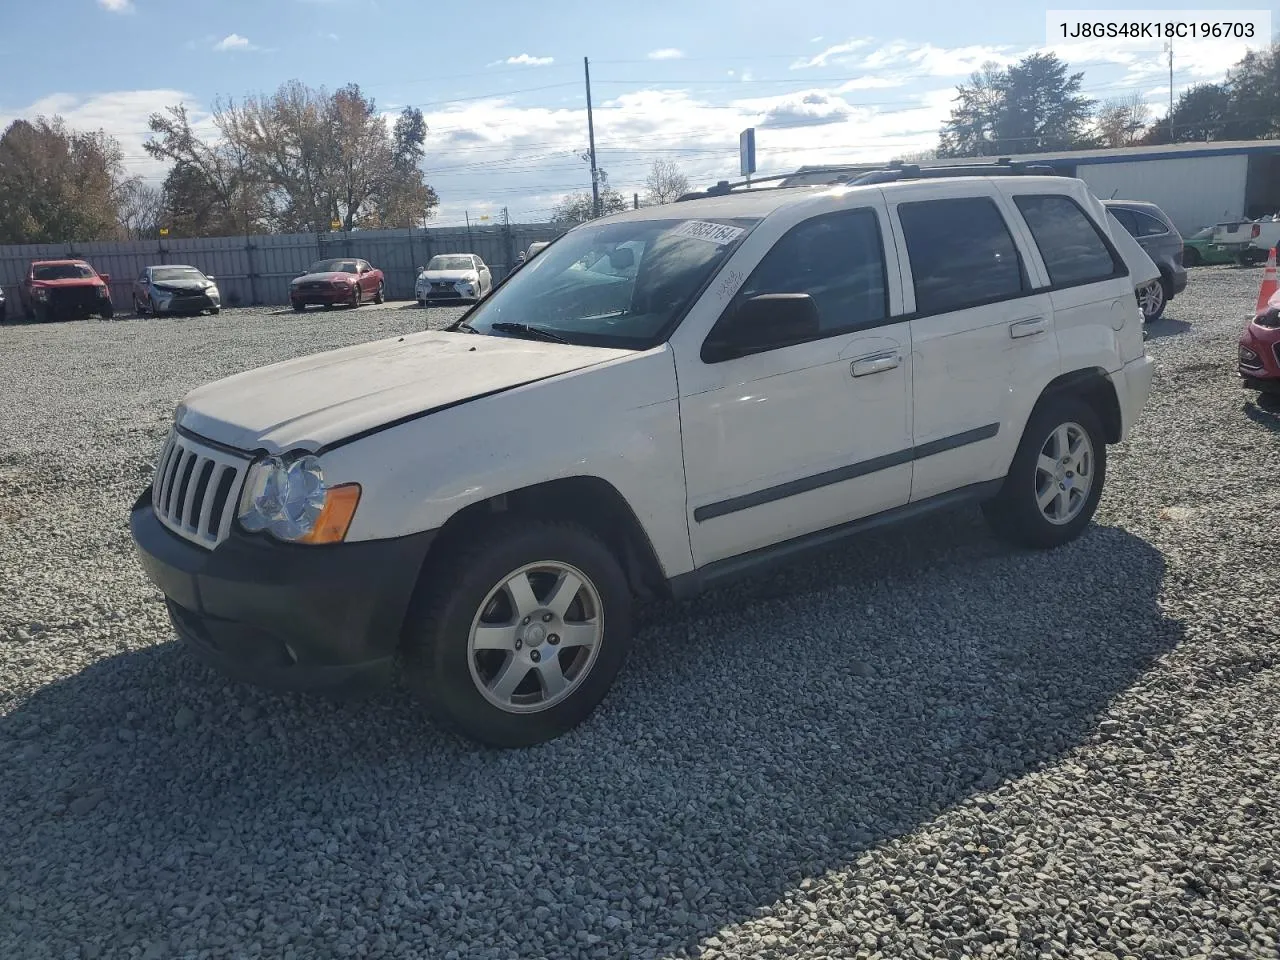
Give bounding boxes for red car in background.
[1239,293,1280,394]
[289,257,385,311]
[19,259,114,321]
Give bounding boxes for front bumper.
[129,489,437,692]
[291,286,357,306]
[154,294,217,314]
[1239,322,1280,391]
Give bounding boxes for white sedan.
[415,254,492,306]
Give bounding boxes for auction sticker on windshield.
[671,220,745,245]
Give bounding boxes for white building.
[781,141,1280,236]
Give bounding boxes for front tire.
[100,303,114,320]
[402,519,633,748]
[293,302,306,313]
[1182,247,1201,267]
[373,281,384,304]
[982,394,1106,550]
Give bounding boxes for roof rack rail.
[674,166,857,202]
[848,157,1062,185]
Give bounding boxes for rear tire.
[1137,278,1167,323]
[982,394,1107,550]
[402,518,633,748]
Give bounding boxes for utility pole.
[1165,41,1174,141]
[633,193,639,210]
[584,56,601,219]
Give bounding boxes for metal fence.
[0,223,563,311]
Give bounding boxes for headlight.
[153,289,173,301]
[97,286,110,298]
[237,453,361,544]
[208,285,220,300]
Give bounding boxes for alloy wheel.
[467,561,604,714]
[1035,422,1094,525]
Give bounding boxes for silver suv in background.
[1105,200,1188,323]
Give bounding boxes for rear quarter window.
[1014,195,1125,288]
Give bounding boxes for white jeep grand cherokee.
[131,166,1157,748]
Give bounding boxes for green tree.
[552,163,627,225]
[938,53,1094,157]
[0,117,136,244]
[1141,83,1234,144]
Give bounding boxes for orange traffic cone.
[1256,247,1278,314]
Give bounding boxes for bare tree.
[145,81,438,236]
[118,182,165,239]
[1095,93,1152,147]
[643,157,690,205]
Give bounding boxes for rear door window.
[896,196,1028,316]
[1129,211,1170,237]
[1013,195,1125,287]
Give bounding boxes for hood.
[153,279,212,293]
[177,330,634,453]
[31,276,104,288]
[420,270,478,283]
[294,271,356,284]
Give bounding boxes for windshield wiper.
[488,322,568,343]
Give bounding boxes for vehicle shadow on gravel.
[0,507,1182,958]
[1143,317,1191,339]
[1243,393,1280,428]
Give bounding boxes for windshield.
[34,263,95,281]
[460,216,759,348]
[308,259,358,274]
[152,267,205,282]
[427,256,474,271]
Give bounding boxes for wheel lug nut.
[542,613,553,623]
[521,616,531,625]
[530,649,541,663]
[548,634,559,645]
[514,638,523,650]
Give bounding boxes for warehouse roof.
[780,139,1280,186]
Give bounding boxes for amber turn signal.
[297,483,362,544]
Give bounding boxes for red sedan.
[1239,294,1280,394]
[289,258,385,311]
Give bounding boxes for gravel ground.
[2,274,1279,960]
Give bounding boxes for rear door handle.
[851,351,900,377]
[1010,316,1048,338]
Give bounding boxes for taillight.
[1256,308,1280,329]
[1252,224,1261,238]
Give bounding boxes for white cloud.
[810,36,823,43]
[491,54,554,67]
[791,37,872,69]
[835,75,906,93]
[213,34,257,52]
[98,0,134,11]
[647,48,684,60]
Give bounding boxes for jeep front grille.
[152,429,249,549]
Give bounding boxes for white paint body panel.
[177,330,634,454]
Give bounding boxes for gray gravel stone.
[2,277,1279,959]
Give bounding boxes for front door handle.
[1010,316,1048,338]
[851,351,900,377]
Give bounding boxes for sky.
[1,0,1275,226]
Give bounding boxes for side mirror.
[702,293,820,363]
[608,247,635,270]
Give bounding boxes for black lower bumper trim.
[130,490,437,692]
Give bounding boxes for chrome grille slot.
[151,429,251,549]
